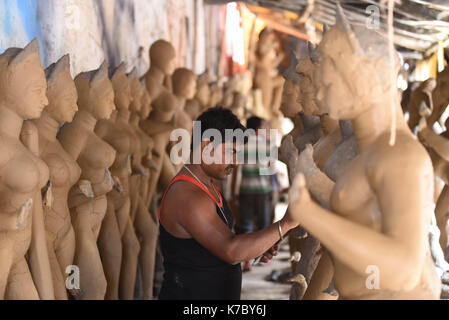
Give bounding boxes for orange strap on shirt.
[158,174,223,223]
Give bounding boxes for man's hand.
[259,245,279,263]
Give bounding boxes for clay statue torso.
[78,131,116,184]
[330,132,439,299]
[95,118,133,185]
[0,131,49,260]
[323,122,358,182]
[38,134,81,239]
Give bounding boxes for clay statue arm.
[90,168,115,196]
[20,124,54,298]
[289,154,429,291]
[296,144,334,208]
[58,126,87,161]
[419,127,449,162]
[28,190,55,299]
[20,121,55,299]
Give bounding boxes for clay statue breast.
[43,151,81,188]
[1,141,49,196]
[81,133,116,170]
[97,120,131,155]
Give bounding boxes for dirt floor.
[241,242,292,300]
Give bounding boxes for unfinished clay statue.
[141,40,178,212]
[407,78,437,132]
[421,66,449,128]
[280,48,343,300]
[94,64,140,300]
[0,39,55,300]
[127,80,159,299]
[288,8,440,299]
[169,67,197,173]
[253,28,285,116]
[32,54,80,299]
[58,61,116,299]
[185,73,211,118]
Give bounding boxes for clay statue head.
[222,88,234,109]
[315,5,400,120]
[75,61,115,120]
[0,39,48,119]
[139,81,152,119]
[296,52,320,116]
[433,66,449,117]
[45,54,78,123]
[172,67,197,100]
[195,73,211,107]
[109,63,131,112]
[281,51,303,118]
[257,28,276,57]
[128,68,143,112]
[185,100,200,120]
[149,40,176,76]
[280,79,303,118]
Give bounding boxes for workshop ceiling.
[205,0,449,60]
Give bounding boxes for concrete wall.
[0,0,224,77]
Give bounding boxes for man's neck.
[184,163,214,188]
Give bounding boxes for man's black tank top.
[158,174,242,300]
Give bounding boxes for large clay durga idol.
[288,5,441,299]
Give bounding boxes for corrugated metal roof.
[206,0,449,59]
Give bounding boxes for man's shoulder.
[167,179,216,212]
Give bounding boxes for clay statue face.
[46,69,78,123]
[296,56,320,116]
[280,79,302,118]
[172,68,197,100]
[185,79,197,100]
[165,58,176,76]
[195,83,210,107]
[315,22,396,120]
[0,41,48,119]
[91,77,115,120]
[129,77,143,112]
[150,40,176,76]
[112,73,131,112]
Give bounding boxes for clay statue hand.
[17,198,33,229]
[132,164,148,177]
[104,168,115,189]
[112,175,125,195]
[280,135,299,177]
[41,180,54,209]
[288,173,313,222]
[152,149,161,159]
[296,144,318,180]
[0,198,33,232]
[126,155,133,176]
[148,159,159,172]
[78,180,94,198]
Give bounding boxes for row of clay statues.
[279,5,447,299]
[0,36,213,299]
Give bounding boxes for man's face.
[200,141,238,180]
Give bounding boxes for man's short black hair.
[191,106,246,150]
[246,116,264,131]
